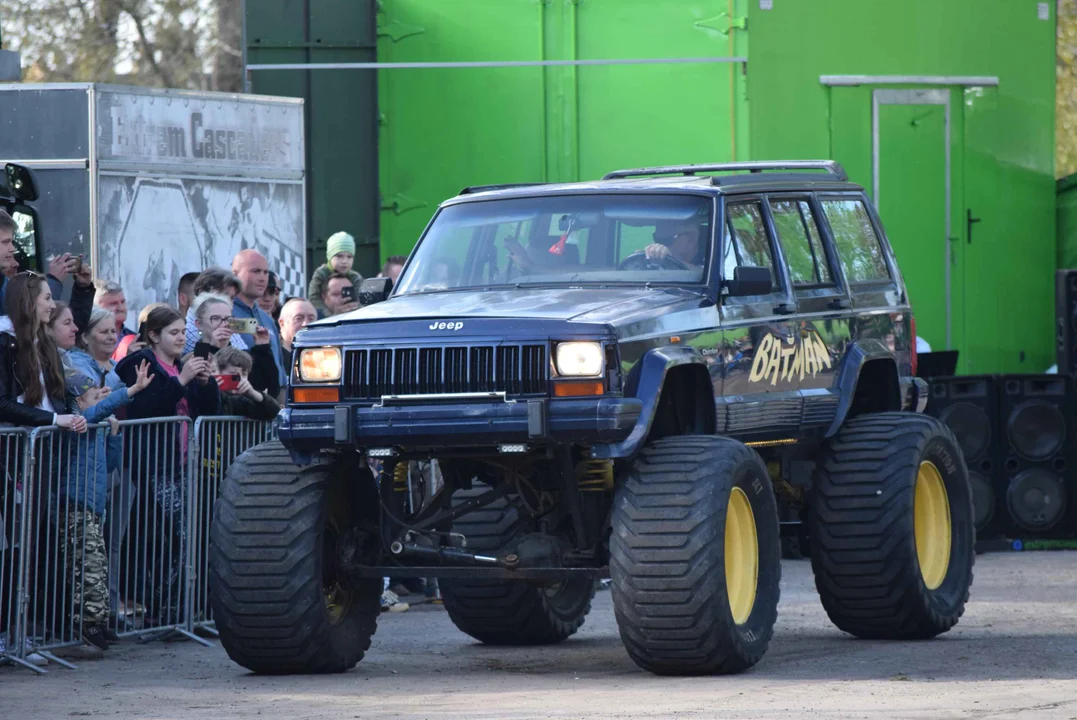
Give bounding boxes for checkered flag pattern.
[272,241,306,301]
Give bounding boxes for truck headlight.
[299,348,342,383]
[555,342,604,377]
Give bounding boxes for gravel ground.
[3,551,1077,719]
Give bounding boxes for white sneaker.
[380,590,409,613]
[0,637,46,667]
[25,650,48,666]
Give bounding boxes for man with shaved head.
[231,248,285,391]
[277,297,318,374]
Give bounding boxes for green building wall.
[246,0,381,277]
[747,1,1056,374]
[248,0,1057,374]
[376,0,750,267]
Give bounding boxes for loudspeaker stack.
[996,374,1073,538]
[923,376,999,535]
[924,372,1076,541]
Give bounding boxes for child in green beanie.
[308,231,364,313]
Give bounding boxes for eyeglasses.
[209,315,233,326]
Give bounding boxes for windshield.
[394,194,713,295]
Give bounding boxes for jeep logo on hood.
[429,321,464,331]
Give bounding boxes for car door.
[816,193,909,374]
[762,195,852,429]
[717,196,804,439]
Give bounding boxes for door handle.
[773,302,796,315]
[967,209,981,244]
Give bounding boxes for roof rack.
[602,160,848,182]
[459,182,546,195]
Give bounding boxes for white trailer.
[0,83,306,317]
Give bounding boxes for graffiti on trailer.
[749,329,832,386]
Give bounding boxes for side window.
[769,199,833,287]
[723,201,777,292]
[821,199,891,283]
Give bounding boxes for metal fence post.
[1,428,44,674]
[21,427,77,670]
[183,417,203,641]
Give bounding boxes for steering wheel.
[618,250,690,272]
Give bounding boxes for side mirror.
[359,277,393,305]
[3,163,39,203]
[725,266,772,297]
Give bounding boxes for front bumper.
[277,396,643,452]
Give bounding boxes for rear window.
[821,199,890,283]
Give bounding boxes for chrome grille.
[344,344,548,399]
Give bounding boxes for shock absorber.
[393,461,409,493]
[577,459,614,492]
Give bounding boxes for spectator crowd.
[0,214,410,662]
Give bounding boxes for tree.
[1,0,243,92]
[1060,0,1077,177]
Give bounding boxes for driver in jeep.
[642,218,704,268]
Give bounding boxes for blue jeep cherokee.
[210,162,974,677]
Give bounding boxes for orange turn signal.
[553,381,604,398]
[293,387,340,403]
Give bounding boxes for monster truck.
[210,161,974,676]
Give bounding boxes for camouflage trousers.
[59,510,109,626]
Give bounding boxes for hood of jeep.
[314,287,707,327]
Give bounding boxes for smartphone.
[215,373,241,392]
[341,285,355,301]
[193,344,213,360]
[227,317,259,334]
[74,254,83,273]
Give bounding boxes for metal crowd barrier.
[187,416,277,635]
[0,427,34,672]
[0,415,277,675]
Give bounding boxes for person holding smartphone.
[115,306,220,627]
[321,274,360,318]
[211,347,281,421]
[191,292,280,399]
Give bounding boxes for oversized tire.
[610,436,781,676]
[810,412,975,639]
[440,488,595,646]
[210,441,381,674]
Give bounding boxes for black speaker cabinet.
[997,374,1074,537]
[1056,270,1077,376]
[923,375,999,535]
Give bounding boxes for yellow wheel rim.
[914,461,952,590]
[725,486,759,625]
